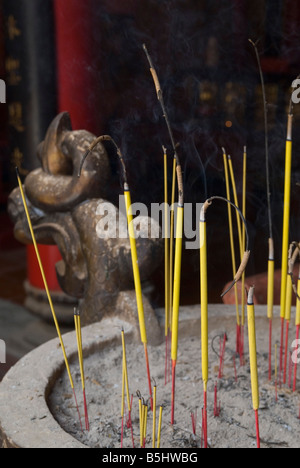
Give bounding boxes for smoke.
[68,0,300,301]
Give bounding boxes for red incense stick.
[293,325,300,392]
[268,319,273,381]
[255,409,261,448]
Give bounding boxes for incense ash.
[48,313,300,449]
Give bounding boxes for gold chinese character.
[5,57,21,86]
[7,15,21,41]
[8,102,25,132]
[11,147,28,176]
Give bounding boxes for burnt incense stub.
[8,112,163,341]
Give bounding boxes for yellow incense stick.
[74,310,85,392]
[200,203,209,393]
[16,169,75,392]
[121,330,131,412]
[124,188,147,345]
[247,287,260,412]
[152,385,157,448]
[139,397,143,447]
[228,155,243,261]
[280,113,293,321]
[121,352,125,420]
[157,406,163,448]
[143,404,148,445]
[285,274,293,323]
[222,148,240,330]
[170,205,184,362]
[169,155,177,331]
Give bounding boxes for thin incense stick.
[249,39,275,379]
[241,146,247,364]
[200,203,209,448]
[79,137,153,410]
[143,44,184,425]
[247,286,260,449]
[227,155,243,262]
[121,329,134,447]
[74,308,89,431]
[143,403,148,447]
[222,148,240,354]
[157,406,163,448]
[200,196,250,449]
[121,346,125,448]
[275,343,278,402]
[16,168,82,430]
[163,146,170,385]
[138,395,143,448]
[152,384,157,448]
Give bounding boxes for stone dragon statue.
[8,112,163,343]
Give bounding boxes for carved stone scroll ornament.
[8,113,163,344]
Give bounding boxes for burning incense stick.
[222,148,240,354]
[200,196,250,449]
[241,146,247,363]
[79,137,153,409]
[16,167,82,429]
[143,43,184,425]
[249,39,275,380]
[74,308,89,431]
[247,286,260,449]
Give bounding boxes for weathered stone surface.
[0,304,276,448]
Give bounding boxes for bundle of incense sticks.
[222,148,247,360]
